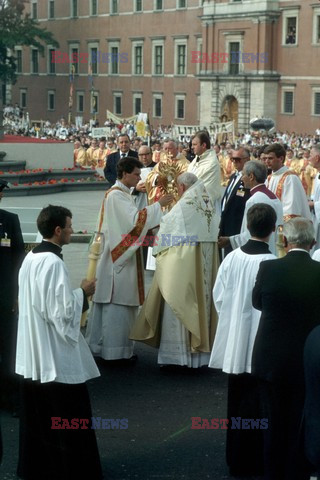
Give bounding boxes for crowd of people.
[1,127,320,480]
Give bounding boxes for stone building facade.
[9,0,320,133]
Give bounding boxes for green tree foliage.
[0,0,59,84]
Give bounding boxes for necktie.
[226,173,239,199]
[121,153,126,159]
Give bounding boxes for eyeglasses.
[231,157,248,162]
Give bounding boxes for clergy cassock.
[267,165,311,221]
[16,241,102,480]
[130,179,220,367]
[229,185,283,256]
[209,240,276,476]
[85,180,163,360]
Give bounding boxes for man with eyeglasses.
[218,147,251,257]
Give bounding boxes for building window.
[133,45,143,75]
[91,0,98,15]
[176,44,186,75]
[48,90,55,111]
[71,0,78,17]
[133,94,142,115]
[229,42,240,74]
[20,89,27,108]
[111,0,118,14]
[312,91,320,116]
[90,47,98,74]
[49,0,55,19]
[31,49,39,74]
[70,47,79,74]
[135,0,143,12]
[153,95,162,118]
[32,1,37,19]
[177,0,186,8]
[312,11,320,44]
[114,94,122,115]
[91,92,99,114]
[282,10,298,46]
[16,49,22,74]
[175,96,185,120]
[48,48,56,74]
[282,89,294,114]
[110,45,119,74]
[155,0,162,11]
[153,44,163,75]
[285,18,297,45]
[77,92,84,113]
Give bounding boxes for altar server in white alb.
[86,157,173,361]
[209,203,277,477]
[228,160,283,256]
[130,172,219,367]
[265,143,311,221]
[16,205,102,480]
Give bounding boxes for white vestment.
[312,174,320,249]
[229,188,283,256]
[267,165,311,220]
[209,247,276,374]
[86,180,162,360]
[131,180,219,367]
[16,251,99,384]
[187,149,222,203]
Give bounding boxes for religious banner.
[106,110,138,124]
[91,127,111,138]
[135,112,148,137]
[172,121,234,143]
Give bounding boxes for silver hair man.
[243,160,268,184]
[177,172,198,189]
[283,217,315,249]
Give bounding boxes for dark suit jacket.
[219,173,250,238]
[252,251,320,387]
[104,149,139,185]
[0,209,25,309]
[304,325,320,471]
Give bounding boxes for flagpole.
[68,64,75,125]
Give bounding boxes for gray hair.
[282,217,315,248]
[243,160,267,184]
[177,172,198,189]
[311,144,320,155]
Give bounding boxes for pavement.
[1,190,234,480]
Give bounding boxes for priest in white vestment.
[227,160,283,256]
[265,143,311,221]
[86,157,173,361]
[130,172,220,368]
[308,144,320,250]
[209,203,277,477]
[188,130,221,205]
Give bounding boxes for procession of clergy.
[84,132,320,479]
[13,130,320,480]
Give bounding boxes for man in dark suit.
[304,325,320,475]
[0,179,25,411]
[252,217,320,480]
[104,133,138,185]
[218,147,251,257]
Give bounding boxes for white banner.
[91,127,111,138]
[172,121,234,138]
[106,110,138,124]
